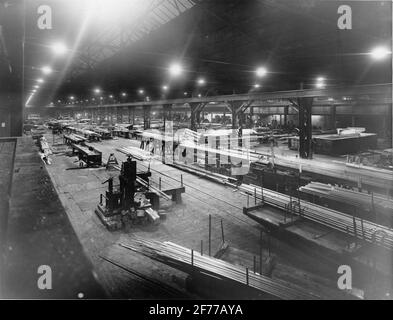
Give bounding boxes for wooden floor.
[42,133,357,299]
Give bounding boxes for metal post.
[254,188,257,205]
[268,232,271,257]
[159,177,161,190]
[209,214,211,256]
[253,256,256,273]
[371,192,376,221]
[191,249,194,266]
[346,226,350,248]
[200,240,203,256]
[221,219,225,243]
[261,171,264,203]
[181,174,183,187]
[297,171,301,203]
[259,229,263,275]
[246,268,249,285]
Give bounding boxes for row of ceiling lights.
[61,64,269,104]
[27,43,391,106]
[25,42,69,106]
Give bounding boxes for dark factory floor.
[2,134,390,299]
[31,133,360,299]
[1,137,105,299]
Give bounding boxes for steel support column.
[163,104,172,124]
[230,102,240,129]
[230,101,253,129]
[190,103,198,131]
[190,103,206,131]
[330,105,336,129]
[143,106,151,130]
[298,97,313,159]
[284,106,289,126]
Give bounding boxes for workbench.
[288,133,377,155]
[63,134,86,145]
[70,143,102,167]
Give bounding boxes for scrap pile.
[118,237,320,300]
[37,137,52,164]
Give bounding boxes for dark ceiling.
[1,0,392,108]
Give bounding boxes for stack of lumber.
[299,182,393,212]
[119,237,321,300]
[239,184,393,251]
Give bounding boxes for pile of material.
[240,184,393,251]
[299,182,393,212]
[38,137,52,164]
[116,146,157,161]
[118,237,321,300]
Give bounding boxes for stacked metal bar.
[240,184,393,250]
[116,146,154,161]
[299,182,393,212]
[119,237,321,300]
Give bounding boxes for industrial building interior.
[0,0,392,300]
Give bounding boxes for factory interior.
[0,0,392,300]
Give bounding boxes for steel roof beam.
[63,83,391,109]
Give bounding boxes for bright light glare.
[94,88,101,94]
[316,82,325,89]
[41,66,52,75]
[37,78,44,83]
[370,46,391,60]
[162,85,169,91]
[256,67,267,77]
[316,77,325,82]
[138,89,144,94]
[254,84,261,88]
[70,96,75,100]
[121,92,127,97]
[34,85,39,89]
[169,63,183,77]
[88,0,137,23]
[51,42,67,55]
[197,78,206,85]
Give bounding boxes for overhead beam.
[66,83,391,110]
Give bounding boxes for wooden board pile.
[299,182,393,212]
[118,237,321,300]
